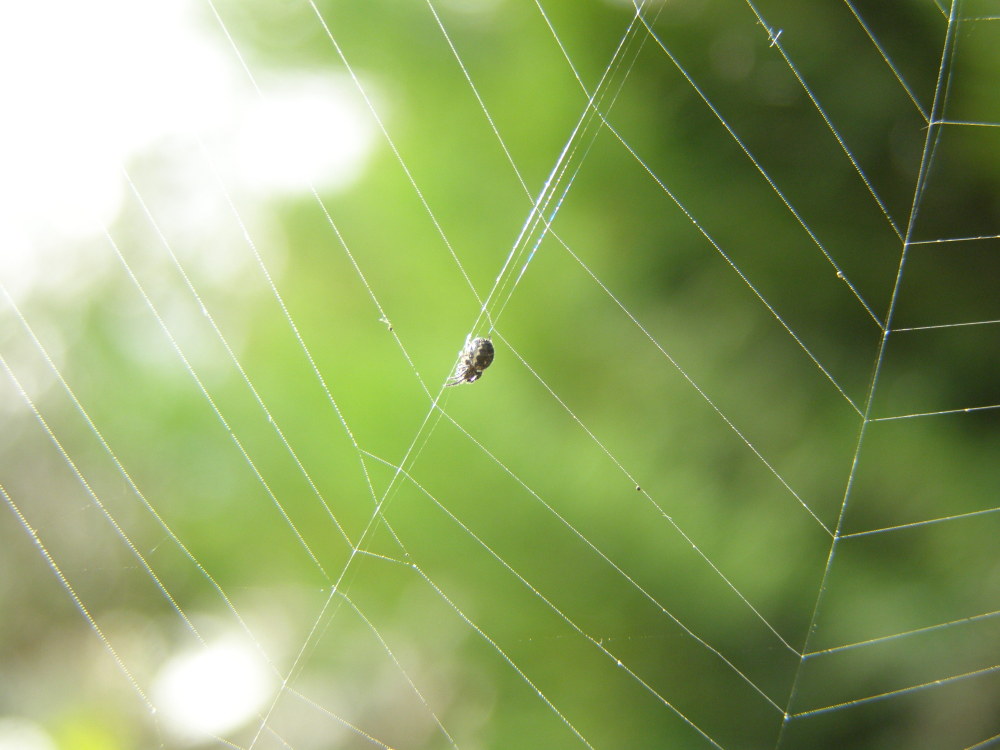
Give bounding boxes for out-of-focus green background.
[1,1,998,748]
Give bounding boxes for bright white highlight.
[0,718,57,750]
[0,0,234,267]
[0,0,377,299]
[235,77,377,195]
[152,638,273,741]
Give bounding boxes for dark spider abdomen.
[448,336,494,385]
[470,337,494,372]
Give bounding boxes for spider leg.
[446,366,467,386]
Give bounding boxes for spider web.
[1,0,999,748]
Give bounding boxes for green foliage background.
[1,1,998,748]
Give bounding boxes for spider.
[447,336,494,386]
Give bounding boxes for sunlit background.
[1,0,998,748]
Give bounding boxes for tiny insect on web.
[447,336,494,386]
